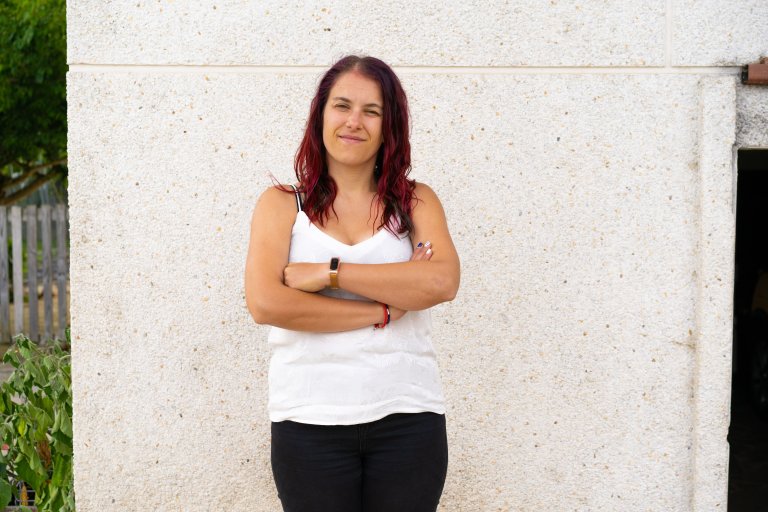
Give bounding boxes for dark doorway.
[729,149,768,511]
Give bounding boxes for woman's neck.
[328,163,377,195]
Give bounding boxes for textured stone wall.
[67,1,767,510]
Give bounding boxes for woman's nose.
[345,110,361,128]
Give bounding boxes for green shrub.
[0,331,73,511]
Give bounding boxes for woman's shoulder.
[412,181,436,197]
[411,181,443,209]
[258,183,300,203]
[253,183,301,219]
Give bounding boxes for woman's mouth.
[339,135,365,142]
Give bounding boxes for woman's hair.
[294,55,415,235]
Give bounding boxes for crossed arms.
[244,182,460,333]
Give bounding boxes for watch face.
[330,257,340,271]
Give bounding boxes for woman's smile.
[338,134,366,143]
[322,71,383,172]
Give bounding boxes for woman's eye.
[366,110,380,116]
[335,104,349,110]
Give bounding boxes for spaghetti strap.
[289,185,303,212]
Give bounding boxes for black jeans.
[271,412,448,512]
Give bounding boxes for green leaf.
[17,341,33,362]
[41,396,53,414]
[50,453,68,487]
[56,373,68,394]
[14,458,43,495]
[36,408,53,432]
[48,485,63,510]
[17,418,27,436]
[1,393,13,414]
[27,453,45,482]
[0,478,12,507]
[59,405,72,438]
[2,350,20,368]
[51,404,61,433]
[23,360,44,385]
[50,430,72,456]
[17,438,30,457]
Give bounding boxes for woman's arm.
[244,186,396,332]
[283,183,460,311]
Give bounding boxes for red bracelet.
[374,303,390,329]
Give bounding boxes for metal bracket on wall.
[741,57,768,85]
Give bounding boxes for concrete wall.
[67,1,768,510]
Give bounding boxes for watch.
[329,257,340,289]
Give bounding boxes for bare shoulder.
[251,185,299,224]
[255,184,298,209]
[257,184,297,205]
[413,181,438,200]
[412,181,446,214]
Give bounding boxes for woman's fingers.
[411,241,433,261]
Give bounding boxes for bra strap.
[289,184,303,212]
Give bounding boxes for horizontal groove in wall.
[67,64,742,75]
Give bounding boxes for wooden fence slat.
[25,205,39,342]
[11,207,23,336]
[0,207,9,341]
[0,204,69,344]
[55,205,68,340]
[40,205,53,342]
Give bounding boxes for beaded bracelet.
[374,303,390,329]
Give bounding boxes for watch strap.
[329,257,340,289]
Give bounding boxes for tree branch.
[2,166,37,193]
[28,158,67,174]
[0,168,64,206]
[1,158,67,193]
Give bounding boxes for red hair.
[293,55,415,235]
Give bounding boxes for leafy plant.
[0,331,74,511]
[0,0,68,205]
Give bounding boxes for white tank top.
[267,188,446,425]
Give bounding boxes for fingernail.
[417,242,423,248]
[426,248,432,255]
[425,241,431,247]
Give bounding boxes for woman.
[244,55,460,512]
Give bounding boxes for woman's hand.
[284,263,328,292]
[381,241,431,321]
[411,241,433,261]
[284,241,432,293]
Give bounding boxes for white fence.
[0,205,69,343]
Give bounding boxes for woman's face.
[322,71,384,173]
